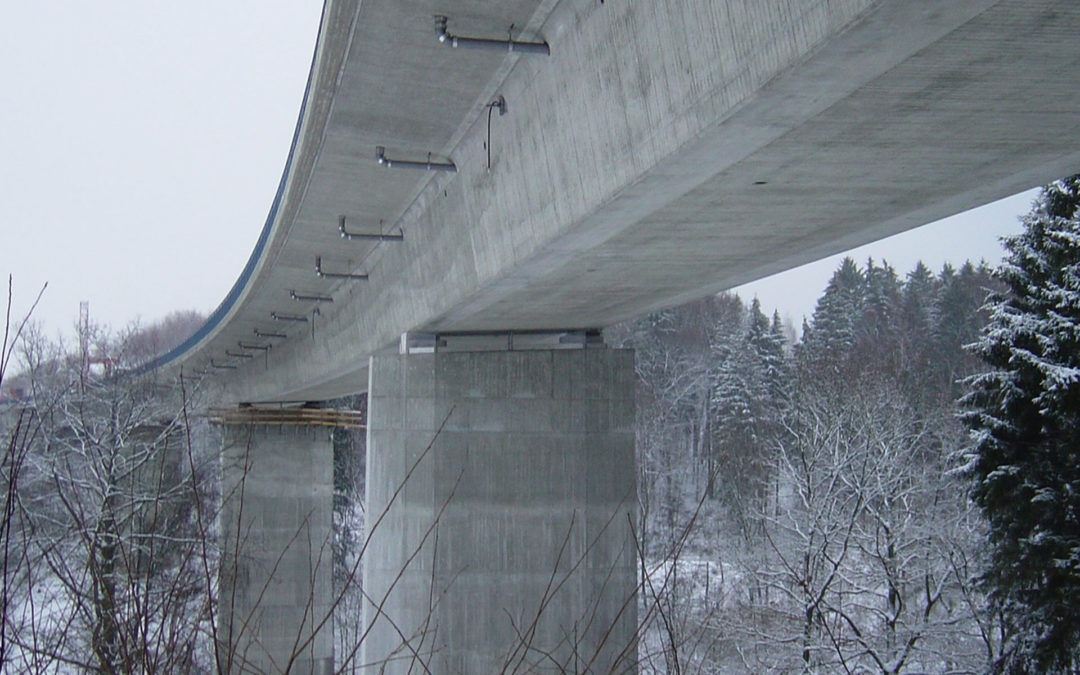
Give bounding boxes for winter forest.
[3,177,1080,673]
[615,257,1000,672]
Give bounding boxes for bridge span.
[164,0,1080,671]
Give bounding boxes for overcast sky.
[1,3,1038,342]
[1,2,323,339]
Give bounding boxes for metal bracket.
[254,328,287,339]
[271,311,308,323]
[210,359,237,370]
[316,256,368,280]
[290,289,334,303]
[225,350,253,360]
[376,146,456,172]
[238,341,271,351]
[435,15,550,55]
[340,216,404,241]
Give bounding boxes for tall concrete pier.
[363,346,637,673]
[220,425,335,674]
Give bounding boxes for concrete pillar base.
[363,348,637,673]
[220,425,335,674]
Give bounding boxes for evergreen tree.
[962,175,1080,673]
[709,300,757,503]
[744,298,788,424]
[765,310,790,403]
[862,257,900,332]
[747,300,786,394]
[935,261,995,388]
[899,262,937,353]
[902,260,937,321]
[800,257,863,366]
[897,261,938,403]
[857,258,902,371]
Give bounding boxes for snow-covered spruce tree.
[962,175,1080,673]
[936,261,997,394]
[709,299,765,510]
[798,256,863,365]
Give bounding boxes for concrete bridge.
[155,0,1080,671]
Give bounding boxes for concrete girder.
[167,0,1080,403]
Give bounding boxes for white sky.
[1,2,323,339]
[0,4,1040,341]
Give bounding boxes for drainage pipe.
[375,146,455,172]
[435,15,549,55]
[339,216,404,241]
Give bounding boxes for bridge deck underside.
[178,0,1080,402]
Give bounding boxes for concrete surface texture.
[363,348,637,673]
[167,0,1080,404]
[220,426,335,674]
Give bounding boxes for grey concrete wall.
[363,348,637,673]
[220,425,334,674]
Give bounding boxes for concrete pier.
[220,425,335,674]
[362,347,638,673]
